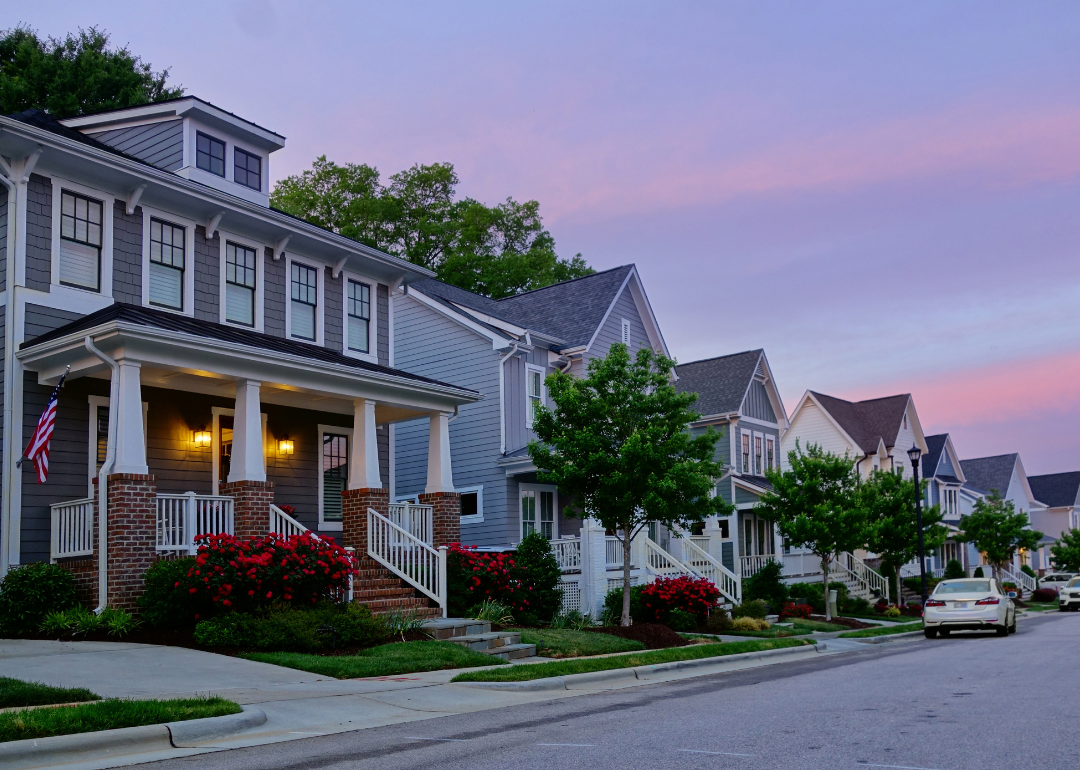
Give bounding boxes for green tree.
[0,26,182,118]
[862,469,948,603]
[756,442,868,620]
[271,157,591,298]
[1050,528,1080,572]
[528,344,732,626]
[957,490,1043,581]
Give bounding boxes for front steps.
[353,556,442,620]
[422,618,537,660]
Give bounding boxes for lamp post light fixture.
[907,443,928,608]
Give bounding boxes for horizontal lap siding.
[782,402,854,470]
[393,296,507,547]
[112,202,142,304]
[87,120,184,171]
[25,175,52,292]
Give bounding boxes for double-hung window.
[234,148,261,191]
[741,433,751,474]
[521,488,555,541]
[290,262,318,341]
[148,218,185,310]
[347,279,371,353]
[754,435,763,475]
[766,436,775,470]
[59,191,103,291]
[196,132,226,177]
[225,242,257,326]
[526,365,544,427]
[321,432,349,524]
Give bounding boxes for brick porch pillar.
[342,488,389,556]
[419,492,460,547]
[105,473,157,611]
[219,480,274,539]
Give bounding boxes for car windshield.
[1067,578,1080,588]
[935,580,992,594]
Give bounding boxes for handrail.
[642,536,700,579]
[156,493,234,554]
[367,508,447,617]
[829,551,890,603]
[269,504,317,540]
[999,565,1036,593]
[387,502,433,545]
[50,498,95,561]
[682,536,742,605]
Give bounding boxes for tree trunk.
[820,553,832,621]
[621,532,633,627]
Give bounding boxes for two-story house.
[1027,472,1080,573]
[920,433,971,574]
[0,98,480,615]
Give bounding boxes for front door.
[520,485,557,541]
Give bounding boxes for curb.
[847,630,926,645]
[456,643,823,691]
[0,705,266,770]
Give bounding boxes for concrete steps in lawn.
[421,618,537,660]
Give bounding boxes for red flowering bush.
[174,533,357,614]
[447,544,530,618]
[638,576,721,623]
[779,602,814,621]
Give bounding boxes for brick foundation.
[418,492,461,547]
[342,488,389,556]
[105,473,158,611]
[219,480,274,539]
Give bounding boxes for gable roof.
[809,392,911,455]
[1028,472,1080,509]
[922,434,948,477]
[961,454,1019,497]
[674,350,763,417]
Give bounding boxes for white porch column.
[228,379,265,483]
[583,518,609,619]
[112,359,148,475]
[348,398,381,489]
[424,411,454,494]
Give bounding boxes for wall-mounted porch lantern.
[192,427,212,448]
[277,435,294,456]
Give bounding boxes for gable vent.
[621,319,631,345]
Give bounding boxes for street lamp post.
[907,444,927,608]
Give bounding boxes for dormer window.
[234,148,262,191]
[196,132,226,177]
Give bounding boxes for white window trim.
[341,269,379,364]
[140,205,196,316]
[218,231,265,331]
[317,423,353,531]
[88,395,148,497]
[519,483,558,542]
[525,363,545,429]
[211,406,268,495]
[753,431,764,476]
[51,178,115,298]
[765,435,776,471]
[456,484,484,525]
[284,253,325,345]
[620,318,631,346]
[739,429,752,475]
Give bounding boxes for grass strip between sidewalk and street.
[512,628,645,657]
[0,677,100,709]
[450,638,813,683]
[838,621,924,638]
[0,697,240,743]
[242,640,507,679]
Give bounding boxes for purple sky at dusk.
[17,2,1080,474]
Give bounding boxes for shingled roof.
[960,454,1019,497]
[810,392,911,454]
[1028,472,1080,509]
[922,434,949,478]
[674,350,763,417]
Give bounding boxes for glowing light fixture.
[192,427,211,448]
[278,435,294,455]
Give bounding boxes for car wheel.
[924,628,938,639]
[995,624,1009,637]
[1009,613,1017,634]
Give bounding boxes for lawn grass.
[1023,602,1059,613]
[450,638,812,683]
[0,697,239,743]
[511,628,644,658]
[242,640,506,679]
[838,622,923,638]
[0,677,99,709]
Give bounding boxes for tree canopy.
[528,343,731,625]
[1050,528,1080,573]
[957,490,1043,580]
[271,156,592,298]
[0,26,182,119]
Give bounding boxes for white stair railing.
[367,508,447,617]
[156,493,234,554]
[682,536,742,605]
[269,504,317,540]
[999,566,1036,593]
[642,536,699,579]
[387,501,434,545]
[50,498,95,561]
[829,551,890,603]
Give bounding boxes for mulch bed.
[586,623,691,649]
[811,616,874,630]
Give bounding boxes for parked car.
[923,578,1016,638]
[1040,573,1076,594]
[1057,577,1080,611]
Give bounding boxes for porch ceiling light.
[192,428,211,448]
[278,435,294,455]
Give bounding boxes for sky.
[14,1,1080,474]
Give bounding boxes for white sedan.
[923,578,1016,638]
[1058,577,1080,611]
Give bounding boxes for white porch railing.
[367,507,447,617]
[387,502,434,545]
[829,551,890,603]
[606,536,632,569]
[689,535,712,555]
[269,504,315,539]
[50,498,95,561]
[740,554,778,578]
[682,536,741,605]
[156,493,234,554]
[999,566,1037,593]
[553,537,582,572]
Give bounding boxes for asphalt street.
[137,612,1080,770]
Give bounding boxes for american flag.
[21,371,67,484]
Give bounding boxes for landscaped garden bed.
[838,621,923,638]
[512,628,644,658]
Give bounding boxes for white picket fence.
[367,507,447,617]
[156,493,234,554]
[50,498,95,561]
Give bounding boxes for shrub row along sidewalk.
[838,622,924,639]
[451,638,813,683]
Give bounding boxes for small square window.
[196,132,226,177]
[234,148,262,191]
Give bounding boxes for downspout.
[84,337,120,613]
[497,342,520,455]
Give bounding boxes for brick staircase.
[423,618,537,660]
[352,555,442,620]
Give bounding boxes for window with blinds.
[149,218,185,310]
[59,191,103,292]
[322,433,348,523]
[225,242,257,326]
[290,262,317,341]
[347,279,371,353]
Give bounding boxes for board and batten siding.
[393,294,508,547]
[87,119,185,172]
[781,400,856,470]
[742,380,777,423]
[25,174,52,292]
[583,286,650,366]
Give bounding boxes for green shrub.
[138,558,203,628]
[742,559,788,613]
[732,616,769,631]
[0,562,77,637]
[666,609,697,631]
[549,610,593,631]
[1021,564,1036,579]
[37,607,139,638]
[469,599,514,626]
[703,607,732,634]
[732,599,767,619]
[786,581,849,614]
[193,603,387,652]
[511,533,563,626]
[944,559,966,579]
[973,566,984,578]
[603,584,645,624]
[846,596,870,615]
